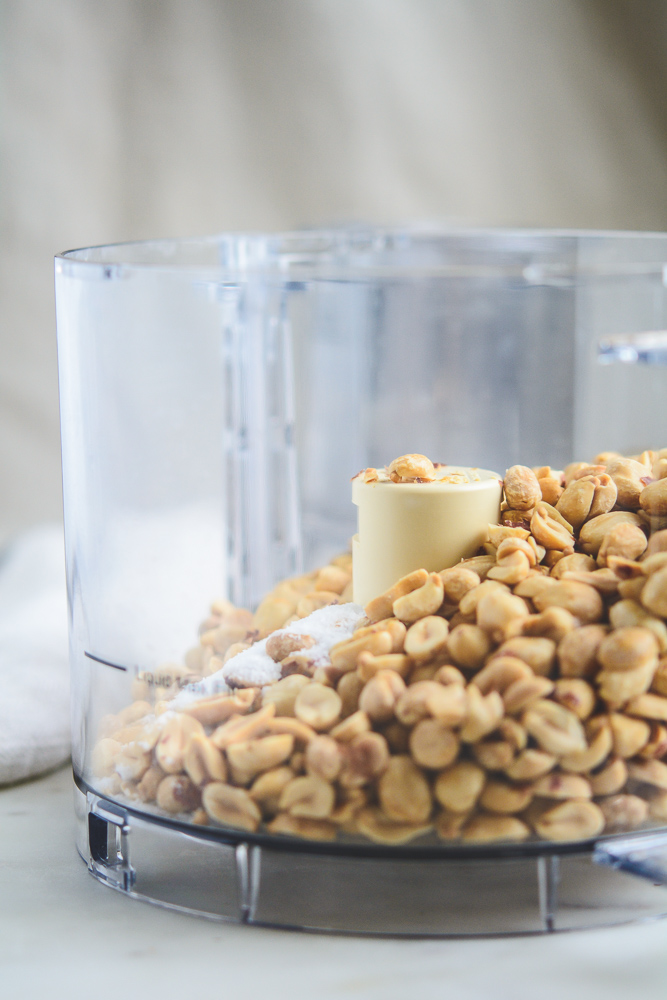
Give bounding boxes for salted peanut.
[337,671,364,718]
[434,761,485,813]
[640,477,667,517]
[598,794,649,831]
[378,755,432,824]
[641,567,667,618]
[638,722,667,759]
[557,624,607,679]
[358,669,406,723]
[503,465,541,510]
[439,566,481,604]
[191,808,209,825]
[530,505,574,550]
[537,471,564,506]
[392,573,444,624]
[409,719,460,769]
[520,607,578,643]
[625,692,667,721]
[503,675,555,714]
[551,553,597,579]
[641,551,667,574]
[474,656,532,696]
[533,772,592,800]
[183,688,256,726]
[358,652,411,682]
[472,739,515,771]
[563,461,591,485]
[505,749,556,781]
[590,757,628,796]
[498,716,528,751]
[356,807,432,845]
[493,537,537,566]
[476,589,530,642]
[617,576,647,601]
[646,528,667,557]
[627,758,667,790]
[556,477,597,530]
[523,699,586,756]
[609,713,650,757]
[447,624,492,670]
[434,665,466,686]
[267,813,336,841]
[605,457,651,510]
[114,743,152,782]
[365,569,429,623]
[487,548,532,585]
[155,714,204,774]
[278,774,335,819]
[261,674,310,717]
[463,814,530,843]
[387,453,437,482]
[183,733,227,787]
[329,787,368,827]
[203,782,261,831]
[156,775,201,814]
[381,721,411,753]
[435,809,471,840]
[279,652,317,678]
[305,735,342,782]
[597,661,657,706]
[459,579,508,616]
[296,591,340,618]
[116,700,152,727]
[598,627,659,673]
[290,751,306,774]
[396,680,467,727]
[649,791,667,822]
[492,637,556,677]
[338,732,390,788]
[136,764,167,803]
[211,704,276,749]
[314,565,351,595]
[552,679,596,720]
[459,686,504,743]
[294,683,342,731]
[609,600,667,654]
[513,575,556,600]
[533,800,605,841]
[561,719,613,773]
[479,780,533,815]
[458,554,498,578]
[249,766,294,816]
[410,664,439,683]
[227,734,295,785]
[501,509,534,531]
[266,632,314,663]
[597,523,648,569]
[329,710,371,743]
[561,569,619,595]
[329,630,393,673]
[112,721,156,746]
[579,511,645,557]
[532,580,603,625]
[331,552,353,571]
[404,616,449,664]
[257,716,316,744]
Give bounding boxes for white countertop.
[1,764,666,1000]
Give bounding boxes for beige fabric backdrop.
[2,0,667,543]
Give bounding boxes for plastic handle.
[593,831,667,885]
[598,331,667,366]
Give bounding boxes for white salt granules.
[175,602,365,704]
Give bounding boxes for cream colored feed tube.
[352,466,503,607]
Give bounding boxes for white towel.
[0,524,70,784]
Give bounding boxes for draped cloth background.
[1,0,667,779]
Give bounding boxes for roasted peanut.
[532,580,603,625]
[211,704,276,749]
[409,719,460,769]
[523,699,586,755]
[447,624,492,670]
[492,637,556,677]
[459,686,504,742]
[184,733,227,787]
[472,738,515,771]
[434,761,486,813]
[551,552,596,579]
[438,566,481,603]
[504,466,541,510]
[476,589,530,642]
[202,782,261,831]
[502,675,555,714]
[598,661,656,706]
[533,800,605,841]
[261,674,310,717]
[590,757,628,796]
[358,669,406,723]
[598,626,659,673]
[552,679,596,720]
[267,813,336,840]
[356,807,432,845]
[609,713,651,757]
[365,569,429,623]
[136,765,167,803]
[560,718,613,773]
[479,780,533,814]
[463,814,530,843]
[579,511,645,557]
[266,632,315,662]
[329,710,371,743]
[314,565,351,594]
[249,766,295,816]
[156,775,201,814]
[357,652,411,682]
[329,630,393,673]
[638,722,667,759]
[115,744,152,783]
[505,749,556,781]
[387,453,437,482]
[530,504,574,550]
[227,734,295,784]
[641,566,667,618]
[627,759,667,790]
[294,683,342,731]
[155,714,204,774]
[278,774,335,819]
[91,738,122,778]
[609,600,667,655]
[404,616,449,663]
[183,688,256,726]
[557,624,607,679]
[533,773,592,800]
[639,477,667,517]
[625,692,667,721]
[598,794,649,831]
[337,670,364,718]
[338,732,390,787]
[393,573,444,624]
[378,755,432,823]
[520,607,578,643]
[396,680,467,727]
[474,656,532,696]
[305,735,343,782]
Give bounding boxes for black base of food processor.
[73,775,667,935]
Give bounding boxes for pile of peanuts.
[93,448,667,846]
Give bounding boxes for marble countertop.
[2,764,666,1000]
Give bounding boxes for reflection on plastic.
[598,331,667,366]
[593,831,667,885]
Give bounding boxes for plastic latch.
[87,795,136,892]
[593,831,667,885]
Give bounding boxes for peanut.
[338,732,390,787]
[387,453,437,482]
[249,766,295,817]
[156,775,201,814]
[279,775,335,819]
[155,714,204,774]
[378,755,432,824]
[404,615,449,663]
[552,679,596,720]
[557,625,607,679]
[447,624,492,670]
[261,674,311,717]
[598,794,648,831]
[184,733,227,787]
[532,580,603,625]
[305,735,343,782]
[523,699,586,755]
[294,683,342,731]
[365,569,429,623]
[590,757,628,796]
[202,782,261,832]
[396,680,467,727]
[492,637,556,677]
[329,630,393,672]
[641,566,667,618]
[532,800,605,841]
[503,466,541,510]
[434,761,486,813]
[356,807,432,845]
[409,719,460,769]
[504,749,556,781]
[462,815,530,843]
[438,566,481,603]
[266,632,315,662]
[392,573,444,624]
[358,669,406,723]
